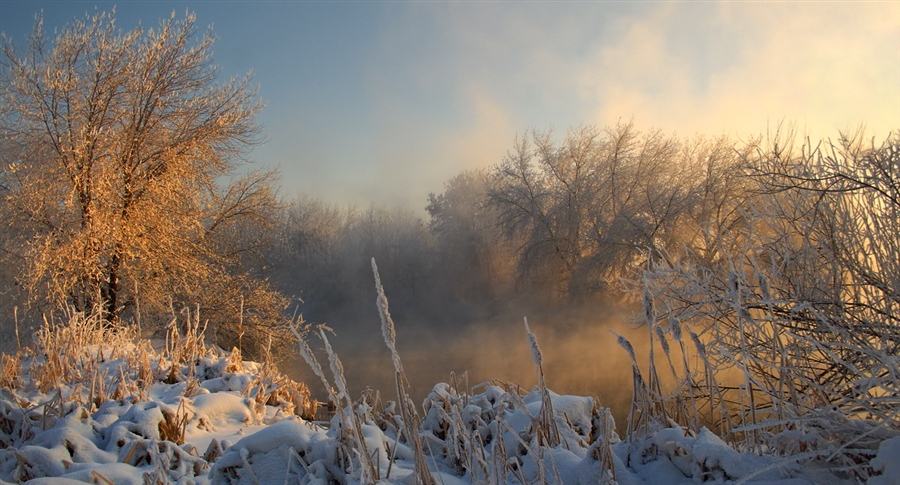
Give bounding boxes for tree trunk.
[101,252,120,327]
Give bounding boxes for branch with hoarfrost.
[628,135,900,477]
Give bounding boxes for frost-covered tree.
[488,123,739,300]
[273,199,437,329]
[426,169,515,303]
[0,10,288,355]
[634,129,900,476]
[272,196,357,315]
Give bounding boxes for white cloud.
[285,1,900,210]
[439,86,516,173]
[581,2,900,140]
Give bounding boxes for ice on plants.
[0,310,894,485]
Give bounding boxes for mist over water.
[284,299,648,432]
[269,142,736,433]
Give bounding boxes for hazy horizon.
[2,0,897,212]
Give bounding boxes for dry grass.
[0,354,22,390]
[159,400,189,444]
[372,258,435,484]
[285,261,623,483]
[26,307,136,395]
[624,238,900,480]
[1,304,312,436]
[292,321,381,482]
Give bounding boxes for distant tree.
[426,169,515,303]
[272,196,355,313]
[341,205,433,304]
[488,123,705,299]
[0,10,288,356]
[273,198,439,332]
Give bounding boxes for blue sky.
[1,1,898,211]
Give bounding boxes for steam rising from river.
[286,300,650,431]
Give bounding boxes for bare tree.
[341,205,433,303]
[426,169,515,303]
[0,10,288,355]
[488,123,706,300]
[671,135,753,263]
[272,196,357,314]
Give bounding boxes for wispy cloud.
[580,2,900,139]
[345,1,899,208]
[6,1,892,209]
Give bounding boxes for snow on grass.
[870,437,900,485]
[0,306,894,483]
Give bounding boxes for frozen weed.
[627,206,900,480]
[292,322,380,481]
[373,257,435,485]
[524,317,561,448]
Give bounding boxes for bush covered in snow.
[0,308,314,483]
[621,132,900,482]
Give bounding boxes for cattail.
[524,318,543,369]
[643,289,655,324]
[612,331,637,364]
[656,324,671,357]
[372,258,435,485]
[669,313,683,343]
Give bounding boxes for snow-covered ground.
[1,317,897,485]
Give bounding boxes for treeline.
[266,123,755,338]
[3,74,896,358]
